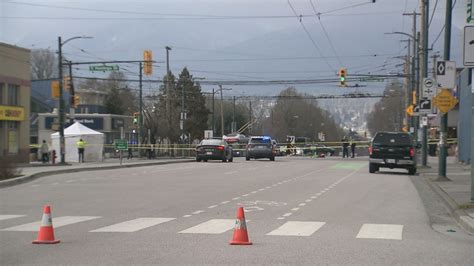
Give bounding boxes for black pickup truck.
[369,131,420,175]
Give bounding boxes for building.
[0,42,30,163]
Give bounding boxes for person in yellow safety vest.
[76,138,86,163]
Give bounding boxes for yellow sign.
[433,89,458,113]
[0,105,25,121]
[406,105,414,116]
[51,80,60,98]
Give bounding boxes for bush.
[0,157,22,181]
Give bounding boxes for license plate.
[206,152,213,155]
[386,159,396,163]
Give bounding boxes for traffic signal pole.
[139,62,143,148]
[420,0,429,167]
[437,0,452,180]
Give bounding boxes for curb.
[0,159,194,189]
[422,174,474,235]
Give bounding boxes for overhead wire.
[309,0,343,66]
[429,0,439,28]
[286,0,334,71]
[430,0,457,49]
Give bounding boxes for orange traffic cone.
[32,205,60,244]
[229,207,252,245]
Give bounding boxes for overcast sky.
[0,0,468,94]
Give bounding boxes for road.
[1,157,473,265]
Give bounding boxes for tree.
[175,68,210,141]
[30,49,57,79]
[103,71,137,115]
[366,81,405,135]
[154,72,179,142]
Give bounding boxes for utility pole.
[249,101,252,135]
[438,0,452,180]
[57,36,66,164]
[212,88,215,136]
[180,76,186,144]
[139,62,143,147]
[232,96,236,133]
[420,0,429,167]
[165,46,172,137]
[219,85,224,137]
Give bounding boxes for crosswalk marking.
[267,221,326,236]
[0,215,25,221]
[1,216,100,231]
[179,219,235,234]
[356,224,403,240]
[90,218,175,232]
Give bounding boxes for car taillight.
[217,146,224,151]
[410,147,415,157]
[368,146,373,155]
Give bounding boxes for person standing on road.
[127,147,133,160]
[342,137,349,158]
[40,140,49,164]
[77,138,86,163]
[351,138,356,158]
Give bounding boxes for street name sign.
[464,25,474,66]
[114,139,128,150]
[436,61,456,89]
[422,78,436,98]
[432,89,458,113]
[89,65,120,72]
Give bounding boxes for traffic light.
[133,112,139,125]
[143,50,152,75]
[338,68,347,87]
[51,81,60,98]
[71,95,80,108]
[64,75,72,92]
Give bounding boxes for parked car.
[369,131,420,175]
[246,136,275,161]
[196,139,233,162]
[309,143,335,157]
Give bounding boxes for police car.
[246,136,275,161]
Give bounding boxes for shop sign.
[0,105,25,121]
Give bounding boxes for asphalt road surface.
[1,157,473,265]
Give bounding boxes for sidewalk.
[419,156,474,234]
[0,157,194,188]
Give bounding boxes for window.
[7,121,19,154]
[0,83,4,104]
[8,84,19,106]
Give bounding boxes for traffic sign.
[432,89,459,113]
[464,25,474,66]
[406,105,419,116]
[436,61,456,89]
[422,78,436,98]
[419,99,432,114]
[114,139,128,150]
[89,65,120,72]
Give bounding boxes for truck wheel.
[369,163,378,173]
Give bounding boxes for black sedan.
[196,139,233,162]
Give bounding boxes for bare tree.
[30,49,57,79]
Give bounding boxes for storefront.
[0,43,30,163]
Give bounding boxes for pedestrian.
[76,138,86,163]
[127,147,133,160]
[351,138,356,158]
[40,140,49,164]
[342,137,349,158]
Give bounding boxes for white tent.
[51,122,104,163]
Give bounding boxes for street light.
[57,35,93,164]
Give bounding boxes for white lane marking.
[208,205,218,209]
[282,213,293,217]
[258,188,265,191]
[291,208,300,211]
[278,182,283,185]
[232,197,240,200]
[267,221,326,236]
[311,196,317,199]
[273,184,278,187]
[277,217,285,220]
[66,180,75,183]
[242,194,250,197]
[52,182,59,185]
[221,201,230,204]
[299,203,306,207]
[192,210,204,215]
[90,218,175,232]
[251,191,258,194]
[0,215,25,221]
[266,186,271,189]
[2,216,100,231]
[356,224,403,240]
[183,215,192,218]
[305,199,312,203]
[179,219,236,234]
[316,193,322,196]
[225,171,238,175]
